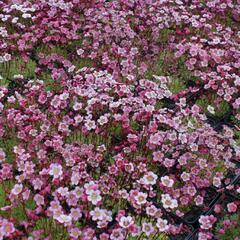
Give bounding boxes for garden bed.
[0,0,239,239]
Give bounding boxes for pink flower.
[141,171,158,185]
[161,194,178,209]
[146,205,158,217]
[77,48,84,56]
[85,119,96,131]
[98,115,109,126]
[227,202,237,213]
[153,151,164,162]
[213,177,221,188]
[90,207,105,221]
[11,184,23,195]
[198,232,213,240]
[49,163,63,180]
[214,204,221,214]
[181,172,190,182]
[56,214,72,224]
[161,176,174,188]
[0,220,15,237]
[119,216,134,229]
[70,208,82,221]
[73,102,83,111]
[149,133,162,145]
[156,218,169,232]
[187,186,197,197]
[110,228,125,240]
[69,227,82,239]
[134,192,148,205]
[199,215,216,230]
[99,233,110,240]
[142,222,154,236]
[32,178,43,190]
[163,158,175,168]
[194,195,204,206]
[34,194,45,206]
[87,190,102,205]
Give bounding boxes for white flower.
[68,65,75,73]
[29,129,38,137]
[57,187,69,197]
[213,177,221,188]
[73,102,82,111]
[97,115,109,125]
[146,205,158,217]
[4,53,11,61]
[49,163,63,179]
[70,228,81,239]
[74,115,83,124]
[90,207,104,221]
[87,190,102,205]
[34,194,45,206]
[142,222,154,236]
[135,192,148,205]
[85,119,96,131]
[161,194,178,209]
[59,92,69,100]
[180,172,190,182]
[187,186,197,196]
[11,184,23,195]
[156,218,169,232]
[70,208,82,221]
[142,171,158,185]
[56,214,72,224]
[13,74,23,79]
[160,176,174,188]
[207,105,215,114]
[84,181,97,194]
[0,148,6,162]
[71,172,80,185]
[22,13,32,18]
[194,195,204,206]
[77,48,84,56]
[119,216,134,228]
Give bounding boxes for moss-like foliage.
[33,218,69,240]
[196,95,231,118]
[0,58,37,82]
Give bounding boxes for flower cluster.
[197,195,240,239]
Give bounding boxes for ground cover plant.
[0,0,239,239]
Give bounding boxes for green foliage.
[11,199,36,221]
[33,218,69,239]
[168,77,186,94]
[130,120,141,131]
[144,52,194,95]
[65,130,111,147]
[196,95,230,118]
[233,126,240,148]
[127,234,169,240]
[36,45,68,58]
[0,130,19,164]
[0,181,36,221]
[73,58,94,69]
[0,181,13,209]
[0,75,8,86]
[0,58,37,82]
[157,28,173,45]
[144,50,170,79]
